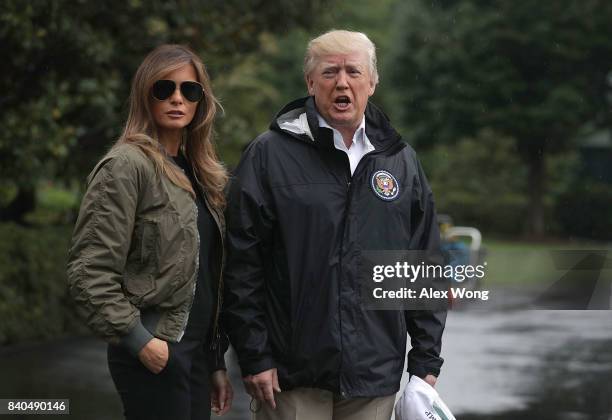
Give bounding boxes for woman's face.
[150,64,200,136]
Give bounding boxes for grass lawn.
[478,239,611,286]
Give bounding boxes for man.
[224,30,446,420]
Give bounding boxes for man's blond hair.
[304,29,379,84]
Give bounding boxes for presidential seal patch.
[371,170,399,201]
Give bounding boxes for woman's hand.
[137,337,169,374]
[210,369,233,416]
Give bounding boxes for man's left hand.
[423,374,437,387]
[211,370,233,416]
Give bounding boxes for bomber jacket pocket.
[125,273,155,297]
[124,219,159,299]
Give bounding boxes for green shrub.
[0,223,86,345]
[421,129,529,235]
[421,130,591,237]
[25,182,80,226]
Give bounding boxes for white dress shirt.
[317,114,375,175]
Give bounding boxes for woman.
[67,44,233,420]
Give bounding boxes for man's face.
[306,51,376,132]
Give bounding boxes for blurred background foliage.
[1,0,611,344]
[386,0,612,236]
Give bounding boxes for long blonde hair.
[115,44,227,209]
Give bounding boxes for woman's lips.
[166,111,185,118]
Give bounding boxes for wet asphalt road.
[1,310,611,420]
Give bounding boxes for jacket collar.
[271,96,402,150]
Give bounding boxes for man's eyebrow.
[345,62,365,68]
[321,64,340,70]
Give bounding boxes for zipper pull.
[211,333,219,350]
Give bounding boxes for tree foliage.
[0,0,329,221]
[422,129,528,234]
[386,0,612,235]
[215,0,402,166]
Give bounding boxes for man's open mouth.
[334,96,351,109]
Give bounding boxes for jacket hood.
[270,96,402,151]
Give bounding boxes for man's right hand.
[137,337,169,374]
[243,368,281,409]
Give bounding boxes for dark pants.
[107,337,210,420]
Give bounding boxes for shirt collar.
[316,113,367,147]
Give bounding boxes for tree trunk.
[525,145,546,238]
[0,187,36,225]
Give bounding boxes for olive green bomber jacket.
[67,143,225,360]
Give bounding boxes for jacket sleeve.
[405,152,447,378]
[67,154,153,356]
[223,141,277,376]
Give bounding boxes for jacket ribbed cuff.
[120,319,154,357]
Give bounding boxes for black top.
[172,153,217,341]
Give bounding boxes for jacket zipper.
[336,141,401,397]
[193,173,225,351]
[337,151,352,398]
[185,198,200,339]
[177,182,200,342]
[203,195,225,352]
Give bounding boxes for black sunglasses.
[152,80,204,102]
